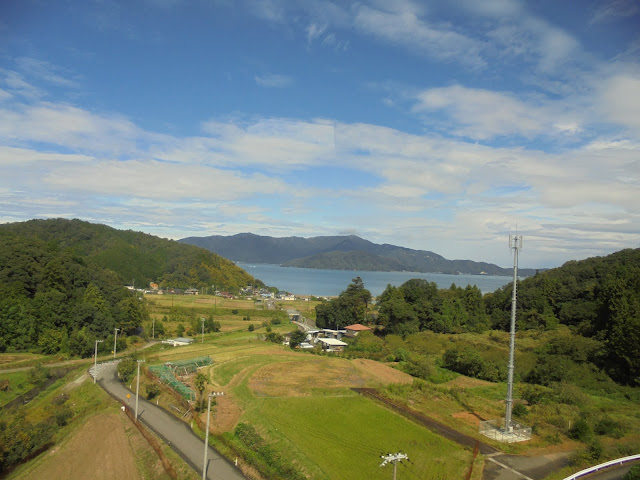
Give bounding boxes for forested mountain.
[358,247,640,385]
[179,232,539,276]
[0,219,259,356]
[1,219,257,291]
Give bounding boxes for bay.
[238,263,514,297]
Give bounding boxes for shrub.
[232,309,239,315]
[265,332,283,344]
[146,383,161,400]
[394,348,410,362]
[27,364,51,386]
[624,464,640,480]
[594,417,626,439]
[54,405,73,426]
[404,356,434,381]
[117,358,137,383]
[520,384,553,405]
[248,324,255,332]
[569,418,593,442]
[512,403,528,417]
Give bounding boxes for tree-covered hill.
[0,219,259,356]
[0,219,257,291]
[485,248,640,385]
[322,248,639,386]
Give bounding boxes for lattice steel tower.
[504,234,522,432]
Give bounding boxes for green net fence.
[148,356,213,400]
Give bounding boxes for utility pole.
[94,339,104,384]
[504,234,522,433]
[152,318,155,339]
[135,360,146,421]
[201,317,205,343]
[203,391,224,480]
[380,453,408,480]
[113,327,120,360]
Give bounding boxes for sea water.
[237,263,514,297]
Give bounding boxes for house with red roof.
[344,323,371,338]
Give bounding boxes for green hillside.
[0,219,257,291]
[0,219,258,356]
[357,247,640,386]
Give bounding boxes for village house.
[317,338,348,352]
[344,324,372,337]
[161,337,194,347]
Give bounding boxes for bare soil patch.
[19,412,155,480]
[249,357,412,397]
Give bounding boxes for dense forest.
[0,219,260,356]
[317,248,640,386]
[0,219,258,291]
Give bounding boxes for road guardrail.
[563,454,640,479]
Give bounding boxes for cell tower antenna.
[505,233,522,432]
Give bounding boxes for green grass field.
[246,395,472,480]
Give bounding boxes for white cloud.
[306,23,327,44]
[590,0,640,24]
[353,4,485,68]
[412,85,579,140]
[600,74,640,134]
[16,57,81,88]
[43,160,290,201]
[254,73,293,88]
[2,71,45,99]
[0,101,141,154]
[1,88,638,267]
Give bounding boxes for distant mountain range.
[179,233,540,276]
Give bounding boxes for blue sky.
[1,0,639,268]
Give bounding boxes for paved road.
[96,362,246,480]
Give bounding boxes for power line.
[380,452,408,480]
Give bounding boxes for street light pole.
[202,391,224,480]
[135,359,146,421]
[113,327,120,360]
[94,339,104,384]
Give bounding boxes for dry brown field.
[15,412,169,480]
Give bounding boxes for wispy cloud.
[254,73,293,88]
[412,85,581,140]
[16,57,81,88]
[590,0,640,24]
[353,3,486,69]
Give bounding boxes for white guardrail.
[563,454,640,480]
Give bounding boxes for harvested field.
[0,354,43,366]
[16,412,165,480]
[197,392,242,433]
[249,357,412,397]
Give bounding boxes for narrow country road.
[96,362,246,480]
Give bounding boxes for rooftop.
[345,324,371,331]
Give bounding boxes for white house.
[161,337,194,347]
[317,338,348,352]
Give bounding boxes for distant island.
[179,233,541,276]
